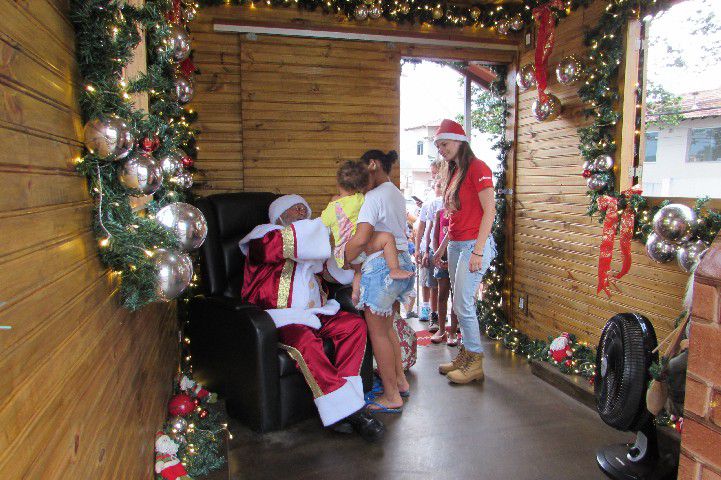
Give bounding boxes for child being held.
[321,160,414,304]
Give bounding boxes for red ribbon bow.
[532,0,564,104]
[596,185,642,297]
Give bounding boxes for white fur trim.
[266,300,342,330]
[344,375,364,397]
[314,379,365,426]
[292,218,332,260]
[434,132,469,143]
[269,194,311,225]
[325,258,354,285]
[238,224,283,256]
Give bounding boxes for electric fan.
[594,313,676,480]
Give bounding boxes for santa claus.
[238,194,384,442]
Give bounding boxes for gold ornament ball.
[369,4,383,19]
[497,19,511,35]
[532,94,562,122]
[432,6,443,20]
[556,55,583,86]
[354,4,369,20]
[399,2,410,14]
[470,6,481,20]
[510,14,524,31]
[516,64,536,91]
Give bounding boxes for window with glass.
[416,141,424,155]
[645,132,658,163]
[687,127,721,163]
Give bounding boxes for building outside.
[643,88,721,199]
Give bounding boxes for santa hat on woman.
[434,119,469,144]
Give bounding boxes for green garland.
[197,0,592,30]
[71,0,200,309]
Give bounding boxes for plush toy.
[179,375,217,403]
[548,333,573,363]
[155,433,191,480]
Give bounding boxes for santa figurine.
[548,332,573,363]
[238,194,384,442]
[155,433,191,480]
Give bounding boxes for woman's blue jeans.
[447,237,497,354]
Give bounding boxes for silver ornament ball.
[510,14,524,31]
[83,117,135,161]
[354,5,369,20]
[516,64,536,91]
[556,55,583,86]
[154,248,193,301]
[156,202,208,252]
[677,239,709,273]
[582,160,593,172]
[171,171,194,190]
[369,4,382,19]
[157,149,184,177]
[170,415,188,433]
[470,7,481,20]
[532,94,562,122]
[593,155,614,172]
[167,25,191,62]
[652,204,697,244]
[646,232,677,263]
[118,151,163,195]
[586,174,607,192]
[174,76,194,104]
[399,2,410,14]
[432,6,443,20]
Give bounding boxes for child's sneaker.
[419,306,430,322]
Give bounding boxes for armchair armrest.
[188,295,282,431]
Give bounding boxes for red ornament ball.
[198,409,208,418]
[168,394,195,417]
[565,359,573,367]
[181,156,194,168]
[582,169,592,178]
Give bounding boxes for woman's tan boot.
[446,351,484,384]
[438,346,467,374]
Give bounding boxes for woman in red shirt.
[432,119,497,384]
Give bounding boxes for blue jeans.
[356,252,416,316]
[447,237,497,354]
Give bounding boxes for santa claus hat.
[268,194,312,225]
[434,119,469,143]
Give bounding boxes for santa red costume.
[238,195,369,428]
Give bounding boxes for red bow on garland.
[596,185,643,297]
[532,0,564,104]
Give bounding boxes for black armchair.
[188,192,373,433]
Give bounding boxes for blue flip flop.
[365,401,403,414]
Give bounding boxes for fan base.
[597,444,676,480]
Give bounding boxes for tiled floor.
[226,320,629,480]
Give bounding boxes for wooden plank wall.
[512,1,687,344]
[0,1,177,477]
[191,5,516,215]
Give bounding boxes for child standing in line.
[321,160,413,304]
